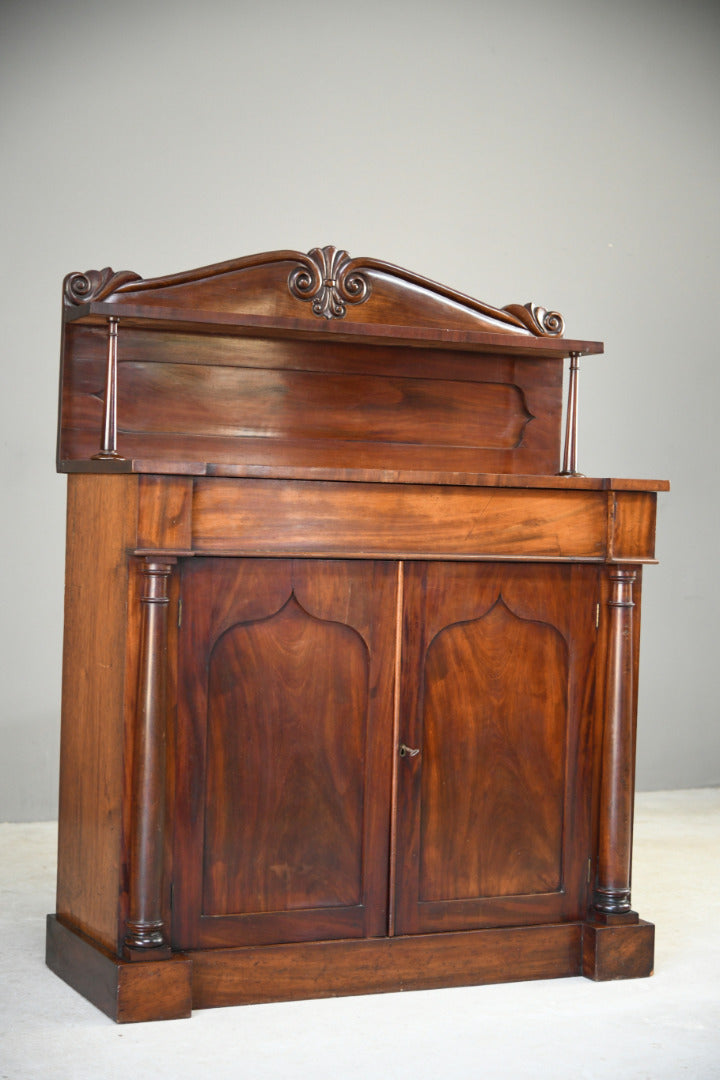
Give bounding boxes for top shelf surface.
[65,301,603,359]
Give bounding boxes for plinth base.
[45,916,191,1023]
[46,915,655,1022]
[582,918,655,980]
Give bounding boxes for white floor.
[1,789,718,1080]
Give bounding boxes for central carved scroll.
[288,246,371,319]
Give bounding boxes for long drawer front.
[134,476,658,562]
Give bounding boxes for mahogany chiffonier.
[46,247,668,1022]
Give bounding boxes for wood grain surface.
[189,923,584,1008]
[172,558,397,949]
[191,479,613,559]
[50,251,664,1021]
[55,474,139,950]
[394,561,599,935]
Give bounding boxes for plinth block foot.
[582,918,654,981]
[46,915,192,1022]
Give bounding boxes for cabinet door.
[393,562,598,935]
[172,558,397,949]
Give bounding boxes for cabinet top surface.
[60,459,669,491]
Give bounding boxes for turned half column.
[593,566,638,920]
[124,558,175,959]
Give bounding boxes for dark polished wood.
[58,326,566,478]
[123,558,174,959]
[47,916,191,1023]
[189,479,661,562]
[55,474,140,951]
[593,567,638,918]
[189,925,583,1009]
[172,558,396,949]
[582,919,655,980]
[394,562,597,935]
[61,247,568,338]
[49,248,665,1020]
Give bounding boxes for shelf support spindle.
[92,316,124,461]
[559,351,581,476]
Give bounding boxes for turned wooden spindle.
[124,558,175,959]
[593,566,638,920]
[92,316,124,461]
[559,351,581,476]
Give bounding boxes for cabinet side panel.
[56,474,138,950]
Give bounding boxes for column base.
[582,917,654,980]
[46,915,191,1022]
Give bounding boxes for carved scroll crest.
[502,302,565,337]
[63,267,141,307]
[288,246,371,319]
[62,251,565,339]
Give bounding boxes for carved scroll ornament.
[289,248,564,334]
[503,303,565,337]
[63,267,141,306]
[288,246,371,320]
[62,249,565,338]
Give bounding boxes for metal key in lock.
[399,743,420,758]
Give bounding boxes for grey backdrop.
[1,0,718,820]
